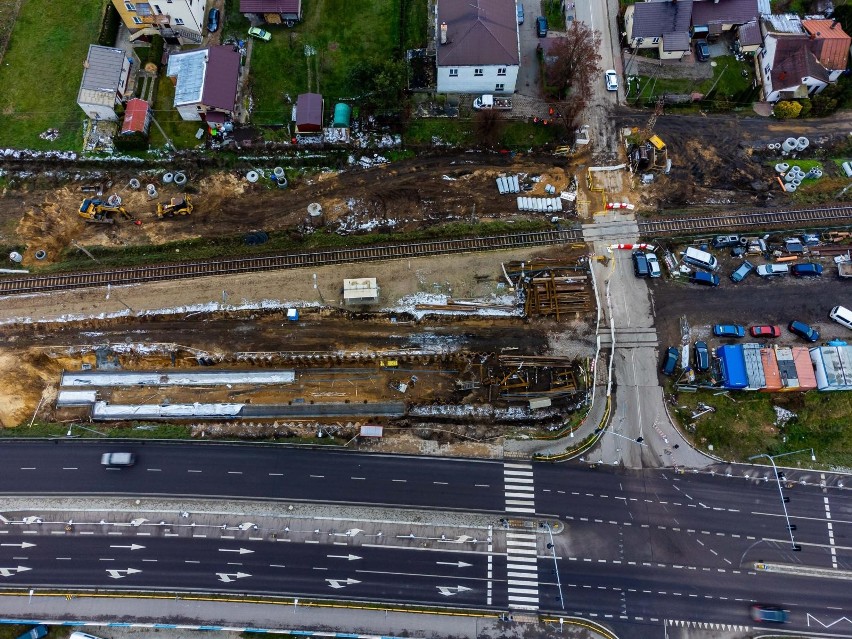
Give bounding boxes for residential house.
[166,46,242,121]
[239,0,302,25]
[112,0,204,45]
[77,45,133,121]
[295,93,324,133]
[757,33,829,101]
[121,98,152,135]
[624,0,694,60]
[435,0,520,94]
[736,20,763,53]
[691,0,759,41]
[801,19,851,81]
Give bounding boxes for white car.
[756,264,789,277]
[646,252,661,278]
[605,70,618,92]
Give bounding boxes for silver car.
[605,70,618,91]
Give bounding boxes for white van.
[829,305,852,330]
[70,633,107,639]
[682,247,719,272]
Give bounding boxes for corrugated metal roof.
[78,45,126,107]
[775,346,799,388]
[763,13,804,33]
[792,346,817,389]
[631,0,693,39]
[296,92,323,131]
[167,49,207,106]
[802,19,851,70]
[201,46,241,112]
[240,0,300,12]
[743,343,766,389]
[121,98,150,134]
[437,0,519,67]
[760,348,783,390]
[360,425,384,437]
[692,0,759,27]
[810,345,852,390]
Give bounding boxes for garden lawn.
[248,0,408,125]
[673,389,852,466]
[149,70,207,150]
[0,0,103,150]
[632,55,753,102]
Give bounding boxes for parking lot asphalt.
[649,271,849,352]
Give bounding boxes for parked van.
[830,305,852,330]
[682,246,719,272]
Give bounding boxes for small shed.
[359,424,384,438]
[811,345,852,391]
[295,92,324,133]
[77,44,132,121]
[121,98,151,135]
[343,277,379,305]
[333,103,351,128]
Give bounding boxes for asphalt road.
[2,442,851,634]
[0,442,505,512]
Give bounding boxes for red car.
[750,325,781,338]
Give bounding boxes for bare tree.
[474,108,505,146]
[543,21,602,102]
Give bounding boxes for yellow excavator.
[79,198,132,224]
[156,195,193,218]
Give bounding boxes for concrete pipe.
[173,172,187,186]
[128,178,141,189]
[147,184,158,198]
[797,136,809,150]
[782,137,798,152]
[246,171,260,183]
[35,250,46,260]
[775,163,788,173]
[785,183,797,192]
[273,166,285,178]
[162,172,174,184]
[785,172,796,182]
[792,178,802,187]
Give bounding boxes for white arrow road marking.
[106,568,142,579]
[218,547,253,554]
[0,566,31,577]
[327,554,362,561]
[0,543,35,549]
[216,572,251,583]
[436,561,473,568]
[326,578,361,589]
[437,585,473,596]
[110,544,145,551]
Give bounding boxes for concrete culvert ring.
[273,166,285,178]
[739,237,749,246]
[276,177,288,188]
[162,172,174,184]
[128,178,141,189]
[35,250,46,260]
[173,172,187,186]
[246,171,259,183]
[107,194,122,206]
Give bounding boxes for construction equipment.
[78,198,132,224]
[156,195,193,218]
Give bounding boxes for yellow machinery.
[156,195,193,218]
[79,198,132,224]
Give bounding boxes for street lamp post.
[544,523,565,610]
[747,448,815,551]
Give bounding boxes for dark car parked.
[730,260,754,283]
[690,271,720,286]
[696,40,710,61]
[789,320,820,342]
[662,347,679,376]
[693,341,710,372]
[791,263,823,277]
[632,250,649,277]
[207,7,220,32]
[536,15,548,37]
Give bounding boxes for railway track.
[639,204,852,236]
[0,229,584,297]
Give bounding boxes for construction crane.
[156,195,193,218]
[78,198,132,224]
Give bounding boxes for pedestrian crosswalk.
[503,462,535,514]
[503,462,539,611]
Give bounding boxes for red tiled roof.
[201,46,241,112]
[802,19,851,71]
[240,0,300,12]
[437,0,519,67]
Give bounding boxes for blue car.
[713,324,745,338]
[661,347,679,376]
[791,263,823,277]
[750,604,788,623]
[207,7,220,33]
[693,341,710,372]
[789,320,819,342]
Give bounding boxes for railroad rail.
[639,204,852,236]
[0,229,584,297]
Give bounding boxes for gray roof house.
[625,0,694,59]
[436,0,520,94]
[239,0,302,24]
[691,0,759,37]
[166,46,242,122]
[76,45,133,121]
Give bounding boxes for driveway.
[516,9,543,97]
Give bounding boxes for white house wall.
[78,103,119,121]
[437,66,519,93]
[177,104,202,121]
